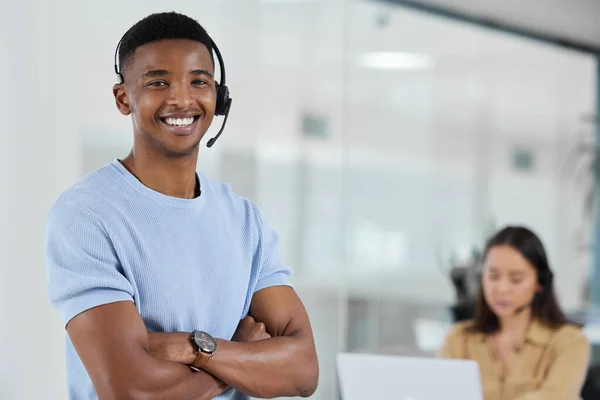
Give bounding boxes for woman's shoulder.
[550,322,589,347]
[452,319,477,332]
[541,322,591,368]
[445,320,478,340]
[440,320,480,358]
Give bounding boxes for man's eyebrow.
[190,69,213,79]
[141,69,170,79]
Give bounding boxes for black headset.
[114,34,232,148]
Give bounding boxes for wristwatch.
[189,330,217,372]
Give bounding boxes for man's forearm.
[206,336,318,398]
[122,332,228,400]
[102,333,227,400]
[124,358,227,400]
[148,331,317,398]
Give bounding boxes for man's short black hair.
[118,12,214,74]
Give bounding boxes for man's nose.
[167,82,193,108]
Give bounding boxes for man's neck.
[121,148,199,199]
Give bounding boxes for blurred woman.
[440,226,590,400]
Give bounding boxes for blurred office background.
[1,0,599,399]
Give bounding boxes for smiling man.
[45,12,318,400]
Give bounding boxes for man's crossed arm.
[66,285,319,400]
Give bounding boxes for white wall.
[0,0,80,398]
[0,0,9,393]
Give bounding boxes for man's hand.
[232,316,271,343]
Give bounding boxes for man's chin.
[138,128,204,158]
[160,141,202,158]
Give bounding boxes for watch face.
[193,331,216,353]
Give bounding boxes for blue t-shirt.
[45,160,292,400]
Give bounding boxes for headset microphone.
[206,98,232,148]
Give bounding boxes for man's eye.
[148,81,167,87]
[193,80,207,86]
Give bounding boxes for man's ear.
[113,84,131,116]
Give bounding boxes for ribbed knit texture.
[45,160,292,400]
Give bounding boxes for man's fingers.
[255,321,266,331]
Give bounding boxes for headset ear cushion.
[215,84,230,116]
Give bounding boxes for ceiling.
[383,0,600,52]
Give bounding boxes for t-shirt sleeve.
[251,203,293,293]
[45,198,135,327]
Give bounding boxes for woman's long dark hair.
[469,226,569,333]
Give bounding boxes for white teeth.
[164,117,194,127]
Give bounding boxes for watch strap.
[190,351,212,372]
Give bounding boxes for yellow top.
[439,318,590,400]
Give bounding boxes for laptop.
[337,352,483,400]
